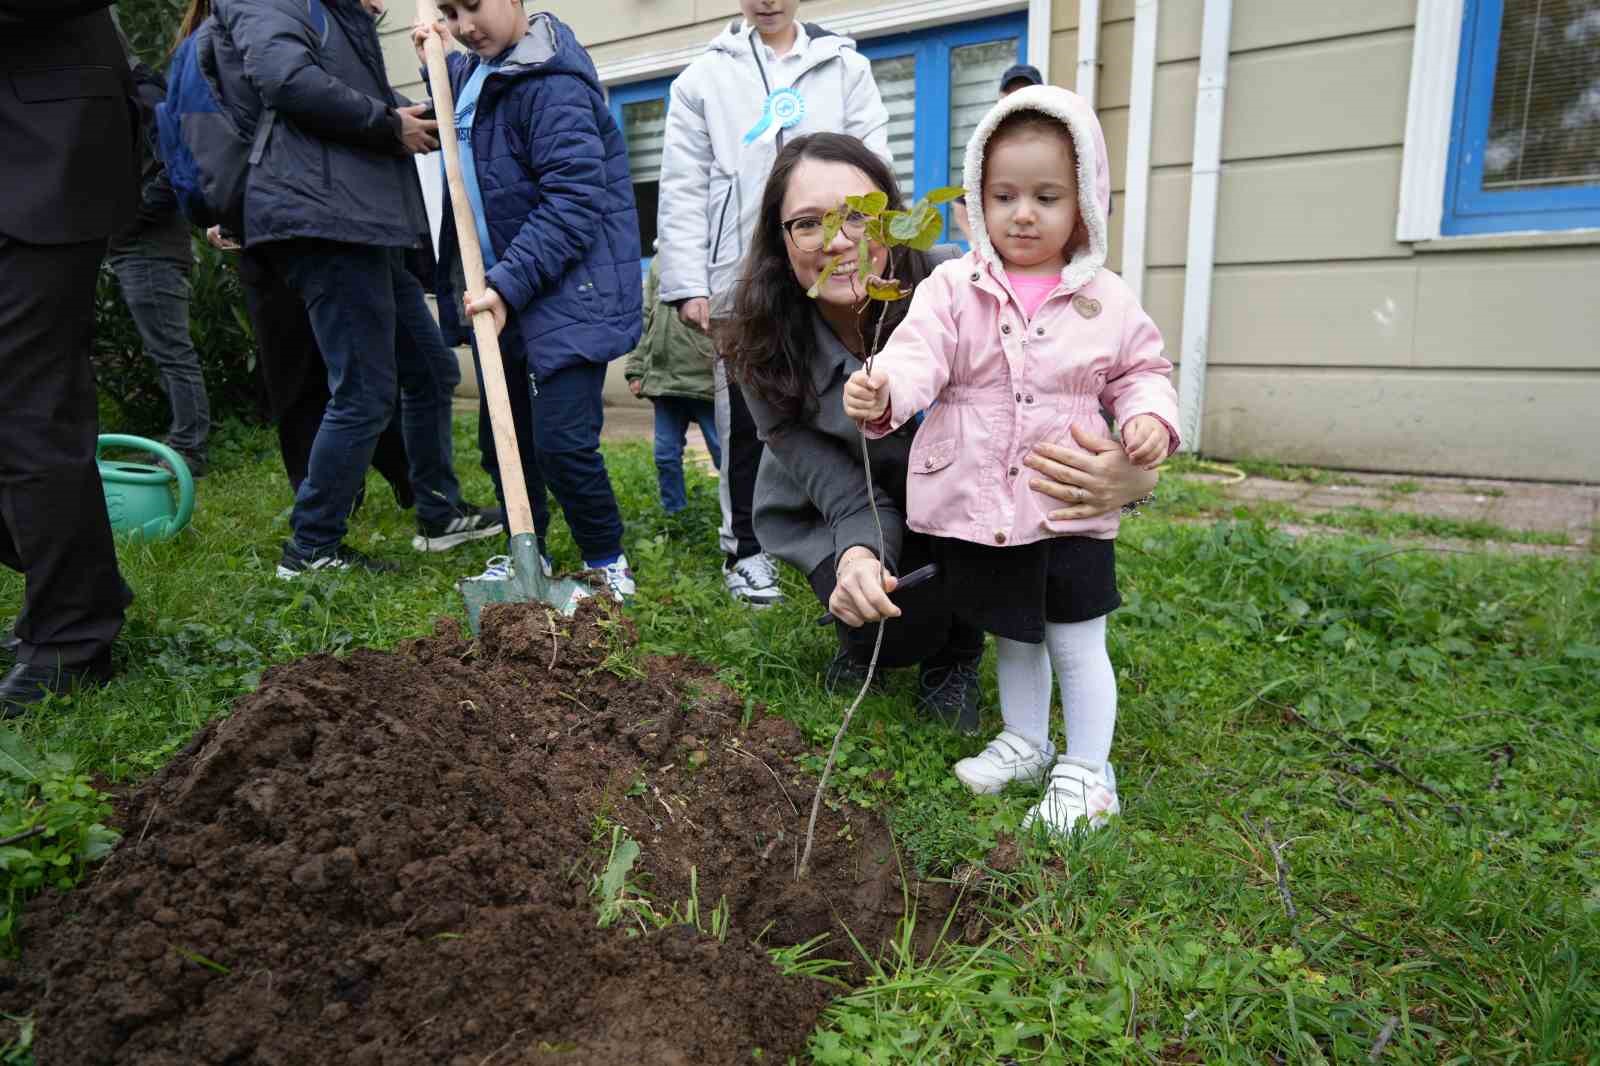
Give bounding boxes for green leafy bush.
[94,235,267,432]
[0,732,119,954]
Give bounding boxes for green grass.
[2,418,1597,1063]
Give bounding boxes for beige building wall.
[384,1,1598,482]
[1055,0,1599,482]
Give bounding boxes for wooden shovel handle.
[415,1,534,539]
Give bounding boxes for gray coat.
[217,0,427,249]
[746,313,925,580]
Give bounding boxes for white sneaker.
[724,552,784,608]
[954,731,1056,795]
[590,553,636,602]
[1023,758,1120,835]
[456,552,553,589]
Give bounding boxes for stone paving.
[1191,467,1599,556]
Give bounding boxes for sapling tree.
[797,185,963,879]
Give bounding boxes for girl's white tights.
[994,616,1117,768]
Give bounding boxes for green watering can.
[97,434,196,542]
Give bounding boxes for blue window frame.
[1442,0,1600,235]
[608,75,676,264]
[859,13,1028,232]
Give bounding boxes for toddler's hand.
[464,287,508,335]
[627,379,643,397]
[843,368,890,422]
[1121,415,1170,469]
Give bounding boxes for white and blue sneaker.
[588,553,636,602]
[456,550,553,590]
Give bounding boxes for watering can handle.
[96,434,196,537]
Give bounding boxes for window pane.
[1482,0,1600,191]
[622,97,667,184]
[949,38,1019,186]
[623,97,666,251]
[871,54,918,198]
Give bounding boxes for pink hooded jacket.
[865,85,1178,547]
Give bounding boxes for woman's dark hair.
[718,132,938,425]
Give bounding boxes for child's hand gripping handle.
[414,2,535,541]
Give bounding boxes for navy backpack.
[155,18,267,232]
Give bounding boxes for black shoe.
[1,657,114,718]
[276,542,399,579]
[411,503,506,553]
[158,451,208,479]
[824,648,887,695]
[917,657,982,734]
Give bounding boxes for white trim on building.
[1395,0,1464,243]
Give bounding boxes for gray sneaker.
[724,552,784,608]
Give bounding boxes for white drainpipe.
[1176,0,1232,453]
[1075,0,1100,103]
[1027,0,1053,84]
[1121,0,1159,301]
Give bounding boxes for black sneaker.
[824,648,888,695]
[276,542,399,580]
[1,655,115,719]
[411,503,506,553]
[917,658,982,734]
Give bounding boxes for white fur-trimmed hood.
[962,85,1113,294]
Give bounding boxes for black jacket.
[0,2,140,244]
[216,0,428,249]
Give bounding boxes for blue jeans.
[652,395,720,514]
[390,254,468,526]
[265,240,464,554]
[474,348,624,564]
[106,215,211,455]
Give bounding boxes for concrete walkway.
[1186,465,1597,556]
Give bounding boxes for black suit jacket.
[0,2,139,244]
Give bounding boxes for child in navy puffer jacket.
[414,3,643,601]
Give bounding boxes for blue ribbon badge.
[742,87,807,146]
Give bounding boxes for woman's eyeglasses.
[781,210,870,252]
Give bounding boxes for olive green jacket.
[623,259,716,401]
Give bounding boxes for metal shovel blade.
[461,533,591,634]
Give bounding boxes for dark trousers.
[260,240,398,553]
[474,348,624,564]
[652,395,720,514]
[808,532,985,672]
[106,213,211,456]
[721,375,763,563]
[0,236,128,667]
[238,247,415,509]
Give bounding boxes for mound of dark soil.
[6,604,957,1065]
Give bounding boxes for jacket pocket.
[909,437,957,476]
[707,172,739,268]
[11,65,121,103]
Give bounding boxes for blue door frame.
[857,12,1028,206]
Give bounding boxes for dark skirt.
[930,534,1119,644]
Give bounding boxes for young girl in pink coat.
[845,86,1178,835]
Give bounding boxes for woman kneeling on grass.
[718,132,1156,740]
